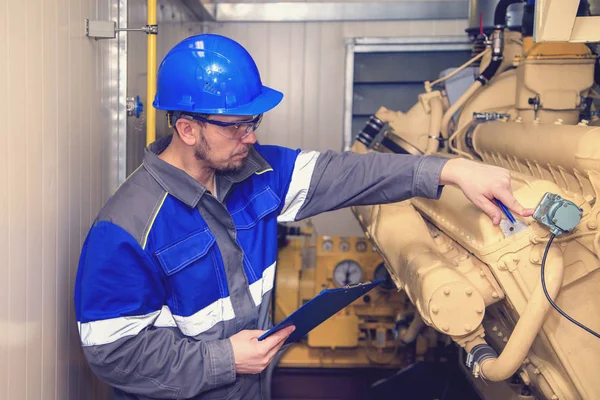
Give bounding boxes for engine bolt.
[476,308,484,314]
[444,288,451,296]
[534,368,541,375]
[465,324,471,332]
[465,287,473,296]
[492,291,499,299]
[432,306,439,314]
[442,325,449,332]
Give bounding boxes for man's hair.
[168,111,209,135]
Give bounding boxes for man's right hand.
[230,326,295,374]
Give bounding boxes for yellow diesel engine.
[347,1,600,399]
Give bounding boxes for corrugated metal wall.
[0,0,120,397]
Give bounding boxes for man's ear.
[175,118,198,146]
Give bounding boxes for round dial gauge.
[333,260,363,286]
[374,262,396,290]
[356,241,367,252]
[339,240,351,252]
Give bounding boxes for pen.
[496,199,516,223]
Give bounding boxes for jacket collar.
[143,135,271,207]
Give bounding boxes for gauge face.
[339,240,350,252]
[322,239,333,251]
[333,260,363,286]
[374,262,396,290]
[356,241,367,253]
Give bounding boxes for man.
[74,34,532,399]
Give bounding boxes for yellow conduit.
[146,0,157,146]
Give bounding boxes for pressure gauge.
[374,262,396,290]
[339,240,351,252]
[356,240,367,253]
[333,260,363,286]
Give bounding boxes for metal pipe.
[425,95,443,154]
[465,245,564,381]
[146,0,157,146]
[440,81,483,140]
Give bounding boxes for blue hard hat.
[153,34,283,115]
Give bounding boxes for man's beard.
[194,134,248,173]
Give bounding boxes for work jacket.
[74,135,447,399]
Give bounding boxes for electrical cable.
[541,234,600,339]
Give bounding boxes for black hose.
[541,235,600,339]
[477,56,503,84]
[477,0,524,85]
[494,0,525,27]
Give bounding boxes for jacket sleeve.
[74,221,236,399]
[276,150,449,222]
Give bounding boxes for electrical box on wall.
[85,19,117,39]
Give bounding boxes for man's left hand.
[439,158,534,226]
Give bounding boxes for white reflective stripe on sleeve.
[78,309,162,347]
[277,151,320,222]
[173,297,235,337]
[248,262,276,306]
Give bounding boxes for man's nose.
[241,130,257,144]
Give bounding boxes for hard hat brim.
[154,85,284,116]
[211,85,284,116]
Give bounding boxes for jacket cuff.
[412,156,449,199]
[206,339,236,389]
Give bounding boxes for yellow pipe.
[440,81,482,140]
[425,95,443,154]
[146,0,157,146]
[464,245,564,381]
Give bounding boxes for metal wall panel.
[0,0,121,397]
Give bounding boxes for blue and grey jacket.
[74,135,448,399]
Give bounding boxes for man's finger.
[480,198,502,225]
[259,325,295,349]
[495,192,534,217]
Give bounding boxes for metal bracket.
[85,19,158,39]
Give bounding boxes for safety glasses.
[180,113,263,141]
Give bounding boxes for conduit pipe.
[465,245,564,381]
[440,81,482,140]
[146,0,157,145]
[425,95,444,154]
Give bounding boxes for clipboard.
[258,278,384,345]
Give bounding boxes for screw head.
[444,288,451,296]
[465,287,473,296]
[432,306,439,314]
